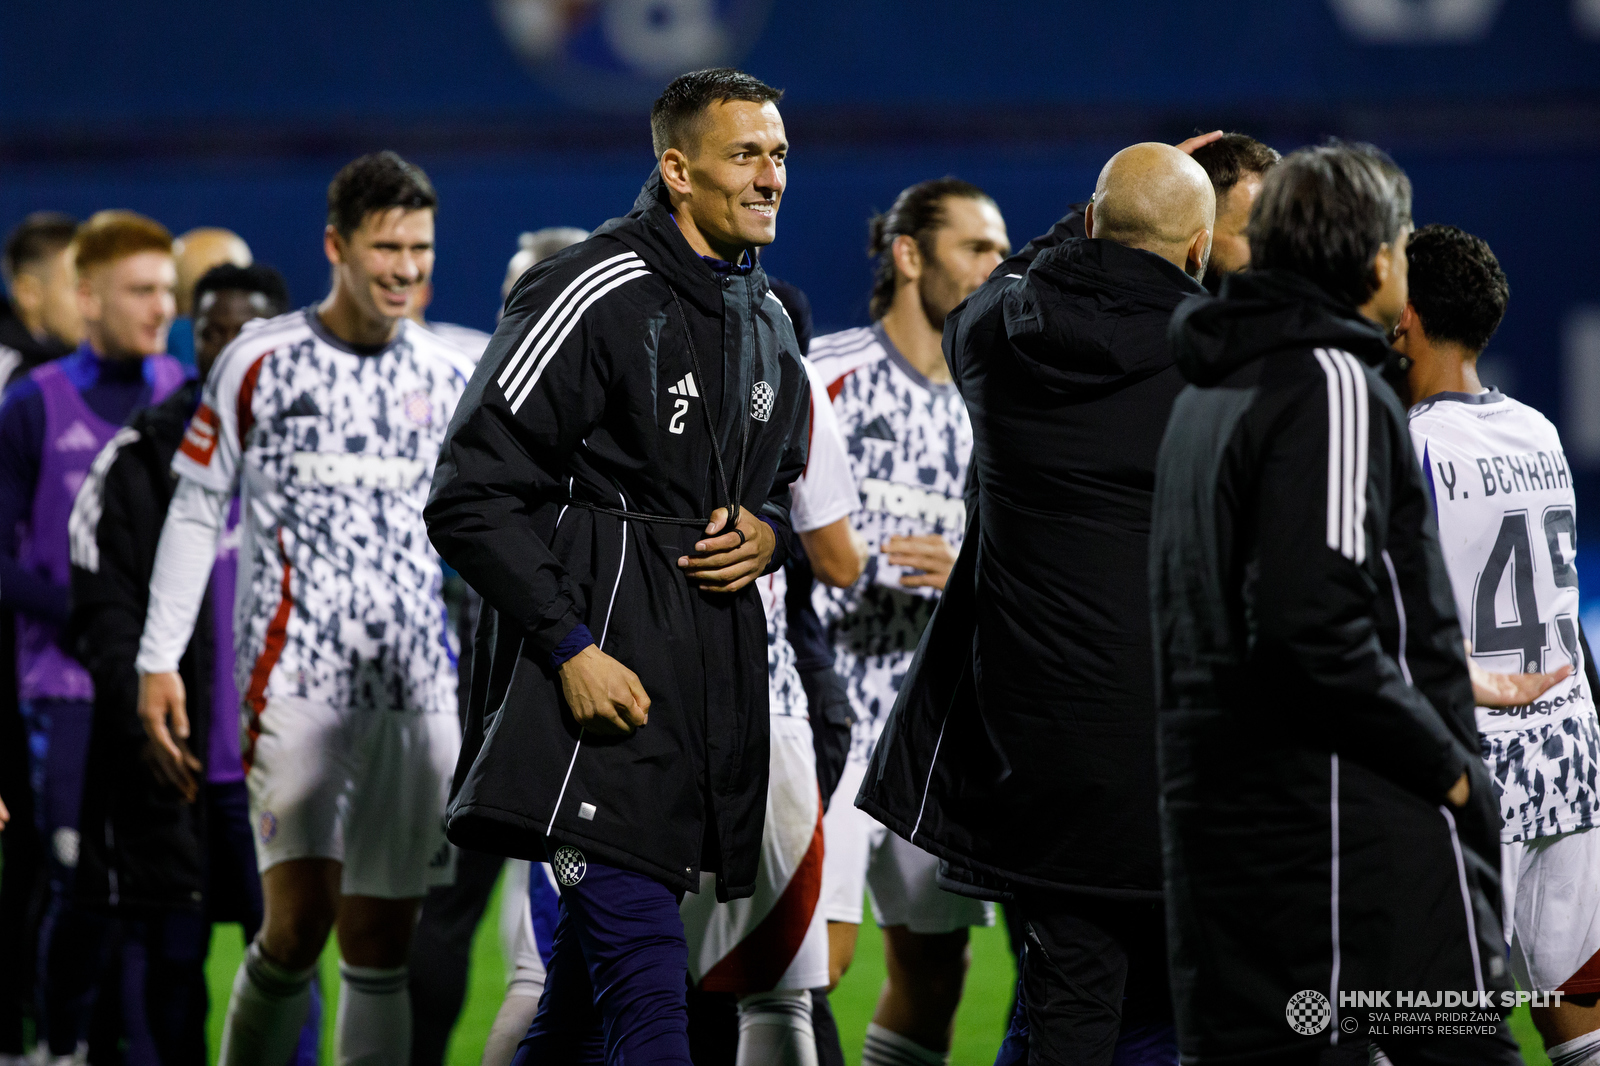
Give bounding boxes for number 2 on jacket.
[669,398,689,435]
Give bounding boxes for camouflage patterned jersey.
[1410,389,1600,840]
[173,309,472,716]
[810,324,971,764]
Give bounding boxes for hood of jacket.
[590,166,770,316]
[1169,268,1395,387]
[1000,237,1205,398]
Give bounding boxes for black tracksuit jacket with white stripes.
[65,381,220,913]
[1150,270,1510,1062]
[426,171,810,900]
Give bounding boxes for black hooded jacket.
[427,171,810,900]
[1149,270,1507,1061]
[857,233,1204,898]
[67,380,221,912]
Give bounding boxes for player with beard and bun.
[1398,225,1600,1066]
[135,151,472,1066]
[808,179,1009,1066]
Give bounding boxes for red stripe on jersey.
[242,529,293,774]
[698,785,825,994]
[826,368,861,403]
[236,350,269,447]
[1559,944,1600,995]
[179,403,220,466]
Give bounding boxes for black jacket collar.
[591,167,769,315]
[1000,237,1204,396]
[1170,269,1393,387]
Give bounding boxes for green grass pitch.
[199,870,1552,1065]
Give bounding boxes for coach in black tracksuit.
[426,70,807,1063]
[858,144,1215,1063]
[1150,145,1515,1065]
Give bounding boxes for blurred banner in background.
[2,0,1598,513]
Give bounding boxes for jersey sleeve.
[172,335,262,493]
[790,356,859,534]
[1251,354,1469,803]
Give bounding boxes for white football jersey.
[174,309,473,717]
[808,325,972,763]
[1409,388,1600,841]
[757,355,858,720]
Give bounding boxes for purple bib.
[17,355,186,701]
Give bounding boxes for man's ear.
[323,225,345,268]
[891,233,923,285]
[76,269,99,324]
[660,148,694,197]
[1083,201,1096,239]
[9,272,41,317]
[1370,242,1393,291]
[1392,303,1418,351]
[1186,228,1212,281]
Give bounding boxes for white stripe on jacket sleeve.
[496,252,642,393]
[68,427,142,573]
[1312,348,1370,564]
[508,266,651,414]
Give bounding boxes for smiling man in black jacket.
[1150,143,1517,1064]
[426,68,808,1064]
[858,142,1213,1064]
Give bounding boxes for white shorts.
[681,714,829,993]
[500,859,560,999]
[1503,826,1600,993]
[820,758,994,934]
[246,697,459,899]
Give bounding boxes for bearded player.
[1401,224,1600,1066]
[135,151,472,1066]
[809,179,1009,1066]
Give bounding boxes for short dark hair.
[3,212,77,290]
[866,178,993,321]
[1405,224,1508,354]
[1249,141,1413,308]
[327,151,437,239]
[1189,133,1281,201]
[193,262,292,318]
[650,68,783,158]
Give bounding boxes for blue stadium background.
[4,0,1600,610]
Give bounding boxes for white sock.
[481,992,542,1066]
[1549,1028,1600,1066]
[336,962,412,1066]
[861,1021,946,1066]
[736,989,818,1066]
[219,942,316,1066]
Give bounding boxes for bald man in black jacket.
[859,143,1215,1063]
